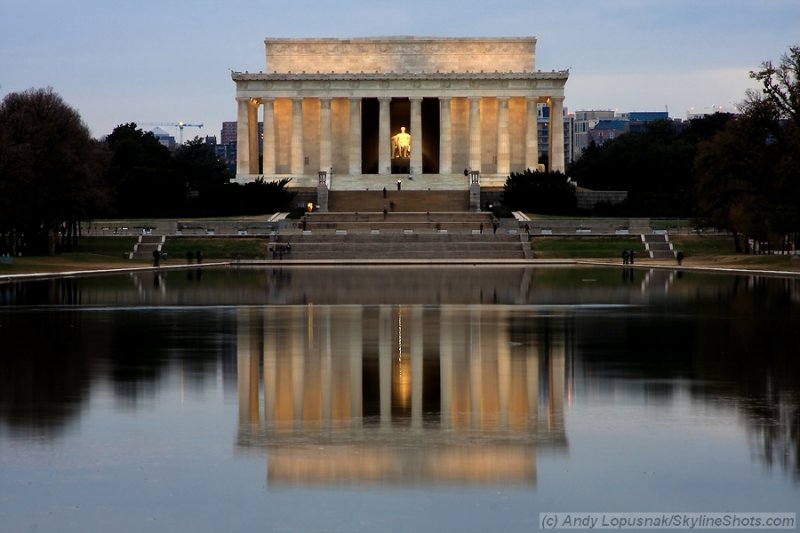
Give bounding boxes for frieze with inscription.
[264,37,537,74]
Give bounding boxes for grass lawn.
[532,236,645,259]
[670,235,736,255]
[162,237,267,260]
[2,233,798,276]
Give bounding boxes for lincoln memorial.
[232,37,569,209]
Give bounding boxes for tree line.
[1,46,797,255]
[504,45,799,253]
[0,94,295,255]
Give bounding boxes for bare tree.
[749,45,800,127]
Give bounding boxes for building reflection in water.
[235,305,568,486]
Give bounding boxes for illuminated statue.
[391,127,411,158]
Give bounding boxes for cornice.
[232,71,569,81]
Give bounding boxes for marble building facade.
[231,37,569,192]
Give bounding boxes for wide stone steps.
[279,243,525,260]
[304,211,493,233]
[270,227,526,260]
[131,235,165,259]
[328,190,469,212]
[642,233,675,259]
[288,232,519,243]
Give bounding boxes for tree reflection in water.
[0,267,798,482]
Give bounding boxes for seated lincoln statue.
[391,127,411,158]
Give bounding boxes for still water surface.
[1,266,798,532]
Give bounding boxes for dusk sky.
[2,0,798,140]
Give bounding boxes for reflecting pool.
[1,266,798,532]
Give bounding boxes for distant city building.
[589,119,629,146]
[572,110,615,158]
[537,103,574,168]
[151,127,176,150]
[220,121,237,145]
[215,144,236,175]
[573,110,674,156]
[624,111,670,133]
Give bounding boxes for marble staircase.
[642,233,675,259]
[278,211,526,260]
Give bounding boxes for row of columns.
[237,95,565,177]
[236,306,567,433]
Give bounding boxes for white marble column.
[262,98,276,175]
[549,96,565,173]
[290,97,304,176]
[247,98,259,175]
[319,97,332,175]
[468,97,482,173]
[410,97,423,175]
[439,97,452,175]
[496,96,510,176]
[349,97,362,175]
[525,97,540,171]
[378,97,391,175]
[236,98,250,176]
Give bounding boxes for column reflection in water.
[236,305,568,486]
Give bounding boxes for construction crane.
[140,122,203,145]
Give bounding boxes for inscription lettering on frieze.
[265,37,538,74]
